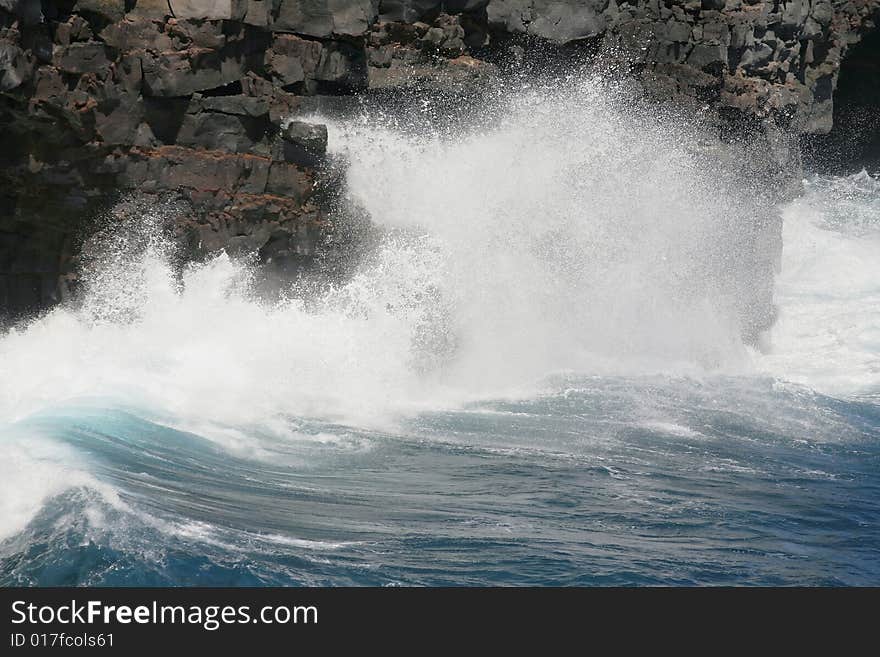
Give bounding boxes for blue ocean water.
[1,83,879,586]
[0,376,877,586]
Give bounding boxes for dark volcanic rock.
[282,121,328,154]
[280,120,328,166]
[141,49,249,97]
[73,0,126,23]
[1,0,879,324]
[54,42,111,74]
[0,0,42,26]
[487,0,609,43]
[272,0,378,37]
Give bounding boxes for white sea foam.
[0,77,757,434]
[0,431,119,542]
[756,171,880,398]
[0,76,873,451]
[328,78,770,383]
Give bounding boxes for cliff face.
[1,0,878,320]
[490,0,880,133]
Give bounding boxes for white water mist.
[0,75,785,434]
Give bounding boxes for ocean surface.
[1,79,878,586]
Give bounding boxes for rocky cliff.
[1,0,878,320]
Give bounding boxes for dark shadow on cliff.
[802,26,880,174]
